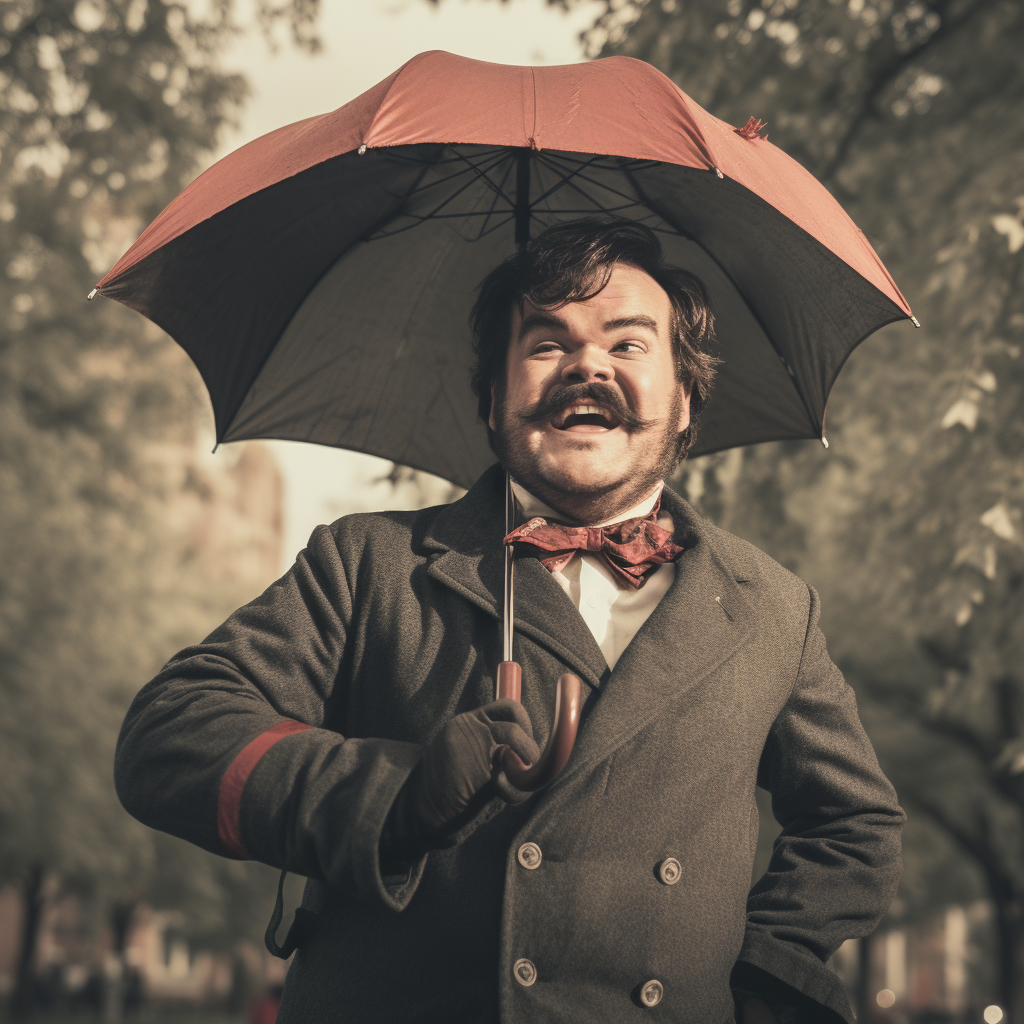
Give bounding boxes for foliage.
[0,0,318,967]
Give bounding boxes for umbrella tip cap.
[821,435,829,449]
[87,287,97,301]
[910,315,921,328]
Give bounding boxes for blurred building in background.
[167,440,285,591]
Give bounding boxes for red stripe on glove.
[217,720,312,858]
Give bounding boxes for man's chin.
[522,452,628,498]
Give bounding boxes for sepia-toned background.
[1,0,1022,1021]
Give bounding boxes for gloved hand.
[382,699,540,861]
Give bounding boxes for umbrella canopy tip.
[87,287,98,301]
[910,315,921,328]
[821,435,829,449]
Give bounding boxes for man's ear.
[488,381,497,432]
[677,383,692,433]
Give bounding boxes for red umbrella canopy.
[95,51,913,488]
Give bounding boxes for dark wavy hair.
[470,220,718,461]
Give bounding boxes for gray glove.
[382,699,540,861]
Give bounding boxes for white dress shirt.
[511,480,677,670]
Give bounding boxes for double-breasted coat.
[115,464,904,1024]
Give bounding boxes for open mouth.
[553,402,622,431]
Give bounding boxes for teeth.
[558,403,615,426]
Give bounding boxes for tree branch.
[859,679,1024,812]
[821,0,998,183]
[908,794,1017,901]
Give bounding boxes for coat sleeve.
[735,584,905,1024]
[114,522,427,911]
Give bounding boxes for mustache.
[515,382,654,431]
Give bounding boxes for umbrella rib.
[370,212,517,243]
[411,161,511,218]
[398,151,515,225]
[385,148,515,213]
[534,174,651,220]
[528,153,605,206]
[469,214,516,241]
[445,149,518,206]
[386,145,510,166]
[370,150,520,242]
[370,175,511,240]
[474,155,518,242]
[532,154,656,212]
[533,153,649,203]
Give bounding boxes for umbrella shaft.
[503,471,515,662]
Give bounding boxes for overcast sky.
[215,0,599,569]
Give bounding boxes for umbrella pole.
[494,470,582,790]
[496,471,521,701]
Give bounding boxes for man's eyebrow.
[517,311,660,339]
[603,314,659,334]
[518,310,568,338]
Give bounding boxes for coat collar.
[423,465,755,722]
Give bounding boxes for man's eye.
[613,340,644,353]
[532,342,562,354]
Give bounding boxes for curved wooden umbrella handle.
[494,662,582,791]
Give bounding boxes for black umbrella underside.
[100,145,906,489]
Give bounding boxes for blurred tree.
[0,0,317,1017]
[544,0,1024,1015]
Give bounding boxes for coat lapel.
[423,465,608,690]
[544,485,754,793]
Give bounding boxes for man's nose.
[561,344,613,383]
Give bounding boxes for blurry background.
[0,0,1021,1022]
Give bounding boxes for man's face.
[489,263,691,523]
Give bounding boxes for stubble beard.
[491,384,684,525]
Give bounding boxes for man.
[115,221,904,1024]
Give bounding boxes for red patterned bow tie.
[503,497,685,590]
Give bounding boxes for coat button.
[513,958,537,987]
[640,979,664,1007]
[517,842,542,869]
[657,857,681,885]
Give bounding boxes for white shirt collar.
[510,478,665,528]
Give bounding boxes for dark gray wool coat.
[115,464,904,1024]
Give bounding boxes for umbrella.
[91,50,915,487]
[90,51,915,787]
